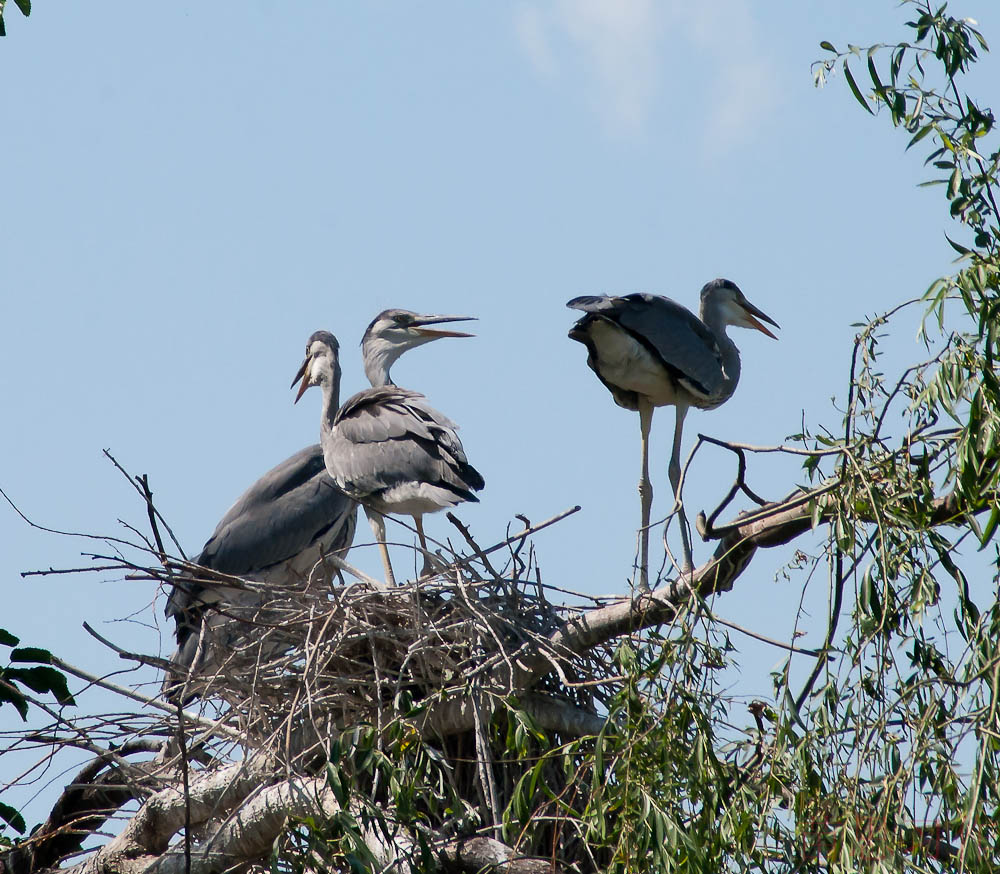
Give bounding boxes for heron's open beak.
[741,301,780,340]
[411,314,476,340]
[291,357,311,404]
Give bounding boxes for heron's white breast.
[587,319,679,406]
[370,482,466,517]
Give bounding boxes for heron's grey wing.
[568,293,725,400]
[165,444,358,639]
[328,388,484,501]
[197,445,356,575]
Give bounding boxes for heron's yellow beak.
[411,314,476,340]
[291,357,311,403]
[745,314,777,340]
[741,301,780,340]
[414,327,475,340]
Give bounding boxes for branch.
[528,482,985,679]
[64,757,273,874]
[440,837,560,874]
[49,657,245,743]
[1,741,165,874]
[416,480,988,739]
[520,694,606,737]
[61,761,560,874]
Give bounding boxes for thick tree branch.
[440,837,560,874]
[1,741,165,874]
[416,481,984,740]
[65,757,272,874]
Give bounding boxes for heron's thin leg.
[414,515,435,577]
[365,507,396,586]
[637,401,654,591]
[668,403,693,574]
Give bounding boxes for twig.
[82,622,173,672]
[446,513,504,582]
[48,657,244,742]
[460,506,581,567]
[709,613,832,659]
[138,474,169,568]
[0,486,139,551]
[102,450,187,560]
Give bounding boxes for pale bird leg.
[414,515,437,577]
[637,401,653,591]
[365,507,396,586]
[668,402,693,574]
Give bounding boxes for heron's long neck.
[701,307,742,397]
[319,361,342,439]
[362,338,400,388]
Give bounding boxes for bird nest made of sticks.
[164,550,604,760]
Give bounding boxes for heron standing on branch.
[293,313,484,585]
[567,278,778,587]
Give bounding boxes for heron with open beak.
[293,311,484,584]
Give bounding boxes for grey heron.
[567,278,778,587]
[163,446,357,700]
[293,314,484,585]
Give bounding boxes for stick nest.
[167,543,610,759]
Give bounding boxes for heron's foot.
[635,566,651,592]
[680,543,694,578]
[418,551,449,579]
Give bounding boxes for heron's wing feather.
[568,293,725,398]
[327,389,484,501]
[195,445,357,575]
[166,445,358,633]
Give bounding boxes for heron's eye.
[394,314,413,328]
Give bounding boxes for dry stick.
[709,613,830,658]
[102,449,187,560]
[471,693,501,840]
[48,657,245,743]
[3,739,168,873]
[446,513,504,582]
[21,565,135,577]
[459,506,581,567]
[172,705,192,874]
[0,683,116,770]
[82,622,173,672]
[693,435,770,537]
[137,473,169,567]
[699,481,840,540]
[700,438,863,456]
[0,485,143,553]
[511,514,532,579]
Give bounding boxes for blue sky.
[2,1,996,824]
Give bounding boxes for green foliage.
[500,623,776,872]
[488,9,1000,864]
[272,715,479,874]
[0,802,26,839]
[788,3,1000,869]
[0,0,31,37]
[0,629,72,843]
[0,628,74,721]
